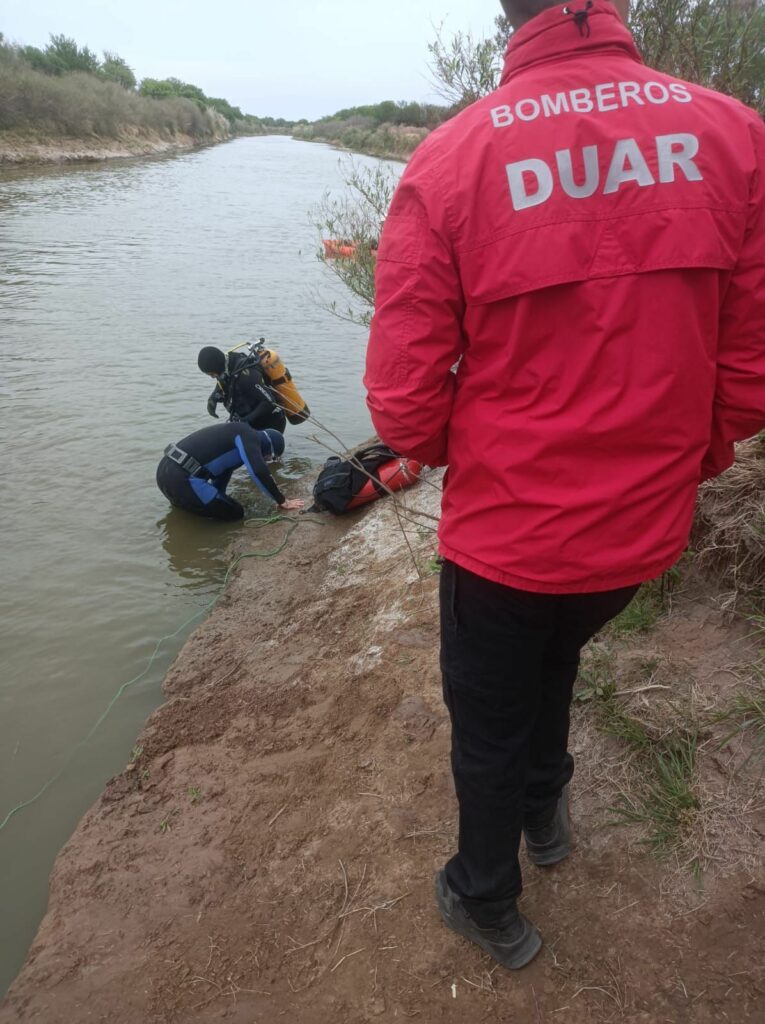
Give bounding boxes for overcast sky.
[2,0,504,120]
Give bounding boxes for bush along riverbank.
[293,121,429,161]
[291,100,451,160]
[2,450,764,1022]
[0,32,248,164]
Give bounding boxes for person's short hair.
[501,0,559,22]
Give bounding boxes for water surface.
[0,136,394,993]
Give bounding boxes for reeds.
[693,435,765,612]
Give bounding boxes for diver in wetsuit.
[198,346,287,433]
[156,422,304,520]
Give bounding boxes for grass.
[159,810,177,834]
[600,699,653,751]
[575,645,702,857]
[714,681,765,759]
[577,647,656,750]
[710,613,765,761]
[749,612,765,666]
[692,435,765,612]
[606,571,679,637]
[574,643,617,703]
[608,586,663,635]
[610,732,701,855]
[423,554,442,577]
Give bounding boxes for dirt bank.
[2,472,764,1023]
[0,130,229,165]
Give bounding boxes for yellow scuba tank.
[252,338,310,425]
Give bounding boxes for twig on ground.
[285,936,324,955]
[330,946,366,973]
[611,899,640,915]
[532,984,543,1022]
[615,684,672,696]
[268,805,287,827]
[571,985,620,1005]
[337,859,350,917]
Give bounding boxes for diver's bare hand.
[278,498,305,511]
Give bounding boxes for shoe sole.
[526,843,571,866]
[435,877,543,970]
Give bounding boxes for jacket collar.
[500,2,642,85]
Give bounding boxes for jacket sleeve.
[701,116,765,481]
[234,429,285,505]
[364,144,465,468]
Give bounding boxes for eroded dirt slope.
[2,474,763,1023]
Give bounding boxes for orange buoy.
[322,239,378,260]
[347,458,422,510]
[323,239,356,259]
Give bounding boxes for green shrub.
[0,33,237,140]
[0,55,222,139]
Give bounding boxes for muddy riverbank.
[0,129,231,164]
[2,469,764,1023]
[0,135,383,998]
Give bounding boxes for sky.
[2,0,504,120]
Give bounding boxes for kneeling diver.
[157,422,304,520]
[198,345,286,433]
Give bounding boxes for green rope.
[0,514,323,834]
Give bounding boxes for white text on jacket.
[506,134,702,210]
[490,81,693,128]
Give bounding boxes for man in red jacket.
[365,0,765,969]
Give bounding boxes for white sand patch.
[348,644,383,675]
[322,470,444,594]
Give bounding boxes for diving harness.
[215,338,310,425]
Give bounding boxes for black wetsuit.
[157,422,285,521]
[208,352,287,433]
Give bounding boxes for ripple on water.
[0,137,396,996]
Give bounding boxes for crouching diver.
[198,345,286,433]
[157,422,304,520]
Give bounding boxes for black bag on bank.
[311,443,399,515]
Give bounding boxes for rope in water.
[0,514,322,834]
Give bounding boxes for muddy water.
[0,137,397,994]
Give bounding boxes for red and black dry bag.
[310,443,421,515]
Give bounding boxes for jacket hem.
[438,544,681,594]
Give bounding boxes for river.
[0,136,397,995]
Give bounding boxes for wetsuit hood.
[260,428,285,460]
[198,346,226,375]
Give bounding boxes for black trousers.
[440,559,639,927]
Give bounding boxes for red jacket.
[365,2,765,593]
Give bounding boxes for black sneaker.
[434,870,542,970]
[524,785,571,866]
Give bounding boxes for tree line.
[315,0,765,327]
[3,2,761,150]
[290,99,453,161]
[1,32,251,128]
[427,1,763,116]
